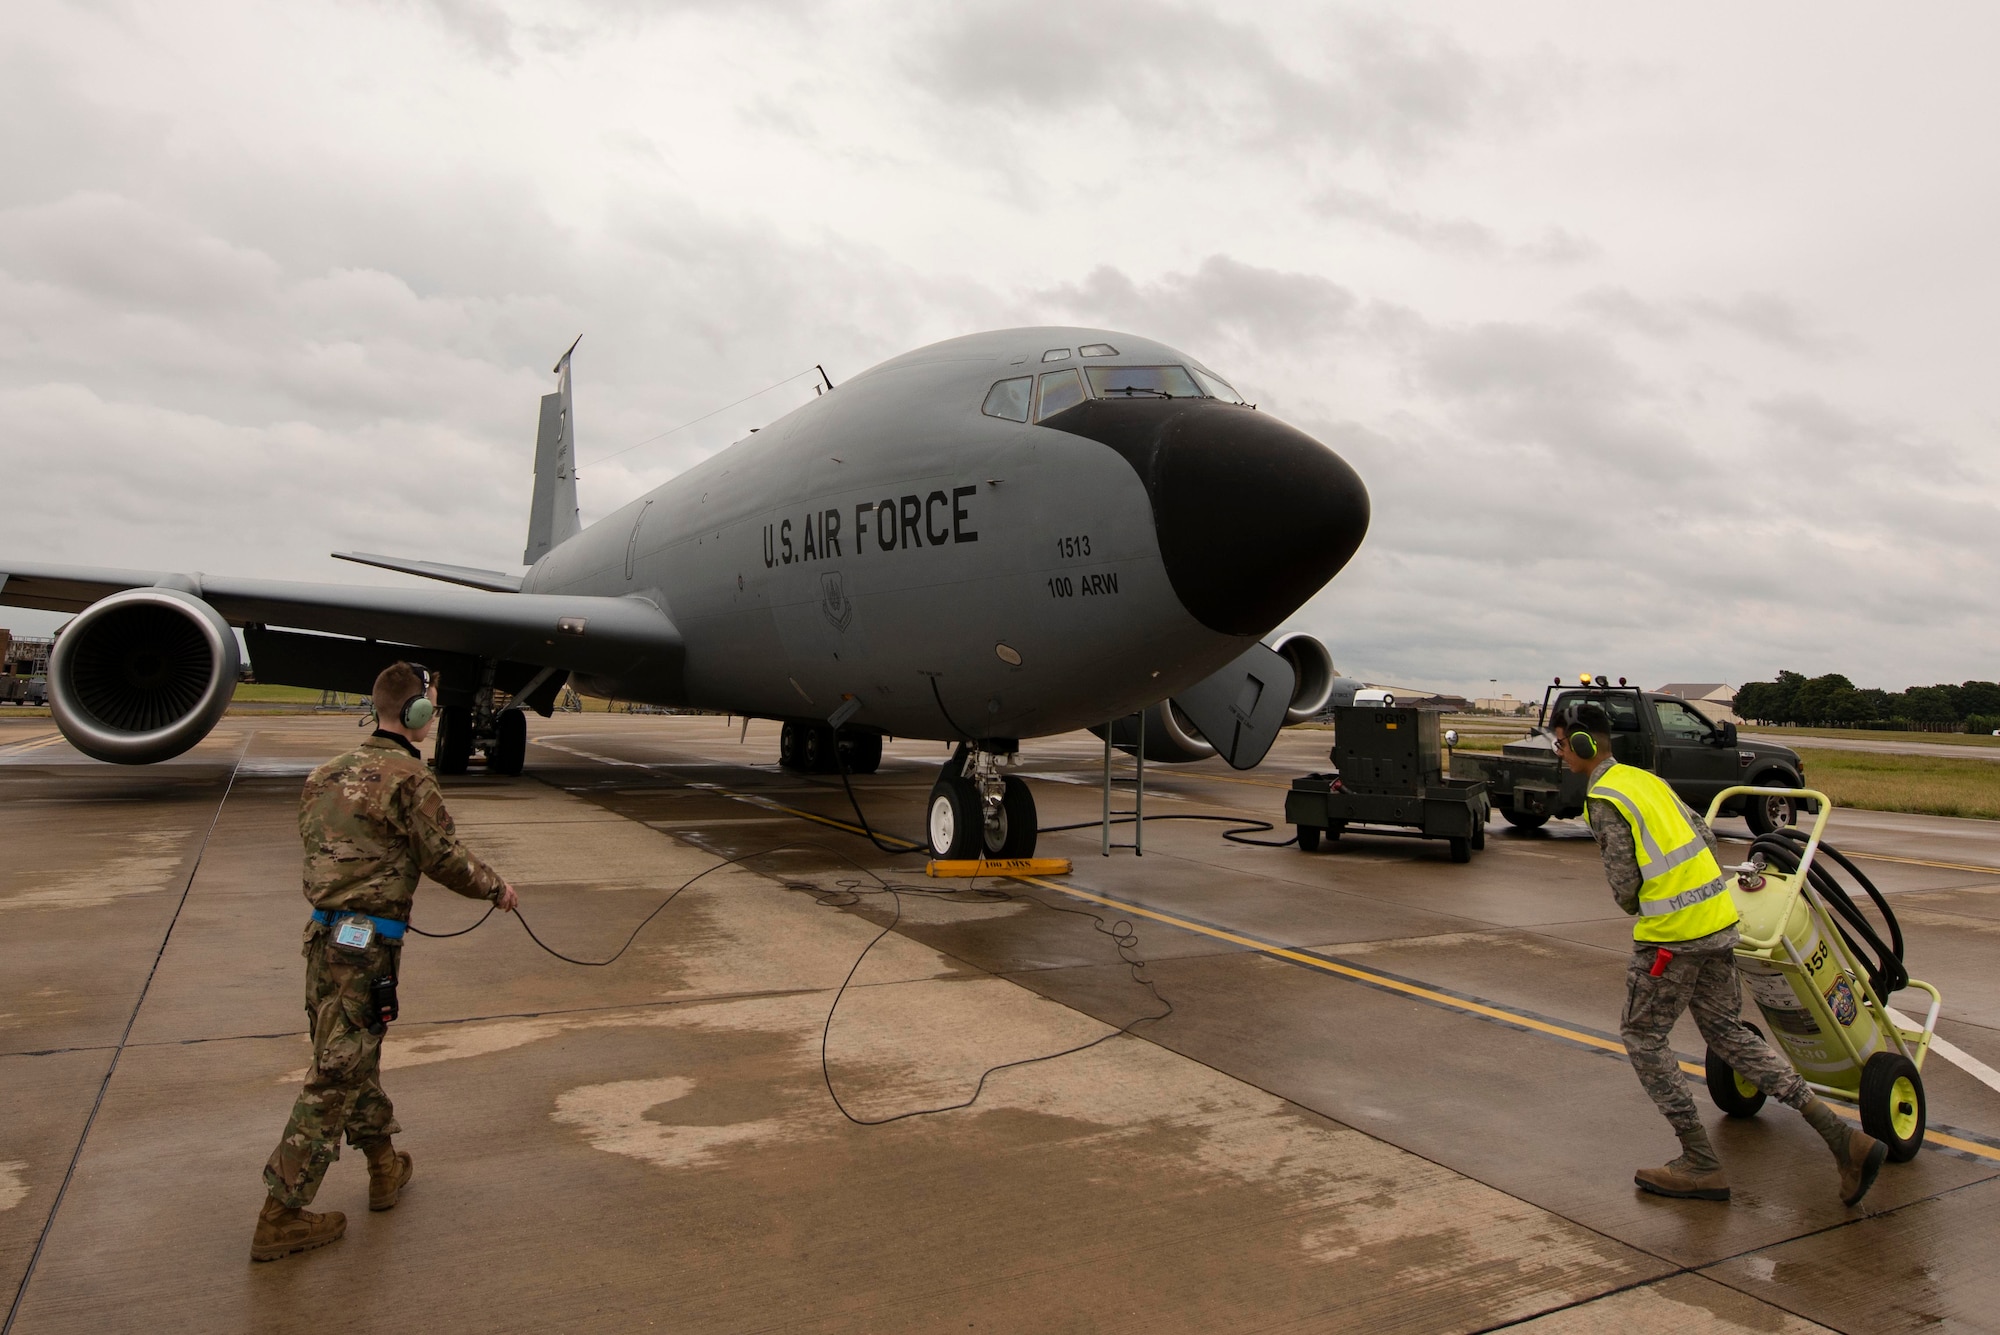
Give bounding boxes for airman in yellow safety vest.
[1555,699,1885,1208]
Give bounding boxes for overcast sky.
[4,2,1996,697]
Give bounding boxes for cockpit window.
[1079,343,1118,357]
[1035,368,1085,421]
[1190,368,1246,403]
[1041,348,1072,362]
[1085,365,1202,399]
[981,376,1032,422]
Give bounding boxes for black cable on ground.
[1040,811,1298,847]
[4,739,249,1335]
[832,743,929,857]
[796,854,1172,1126]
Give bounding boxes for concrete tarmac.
[3,715,1999,1333]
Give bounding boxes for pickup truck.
[1448,685,1808,835]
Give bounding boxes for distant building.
[1471,694,1530,715]
[1657,682,1740,724]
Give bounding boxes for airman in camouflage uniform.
[1558,701,1884,1208]
[253,661,516,1261]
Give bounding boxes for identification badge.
[332,915,376,951]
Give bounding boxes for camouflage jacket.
[1583,754,1739,953]
[298,733,505,920]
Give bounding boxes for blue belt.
[310,908,407,942]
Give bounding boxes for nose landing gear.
[926,744,1036,860]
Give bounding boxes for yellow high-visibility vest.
[1587,762,1737,943]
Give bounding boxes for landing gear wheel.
[801,725,831,774]
[982,776,1037,858]
[489,708,527,776]
[778,722,802,770]
[1705,1021,1770,1117]
[1448,836,1471,863]
[838,730,883,775]
[926,770,982,860]
[1744,789,1799,837]
[1296,825,1321,853]
[1502,810,1548,833]
[434,705,473,776]
[1860,1050,1926,1162]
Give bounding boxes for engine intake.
[49,588,240,764]
[1269,632,1338,723]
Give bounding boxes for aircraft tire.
[926,771,982,860]
[984,776,1037,859]
[435,706,473,777]
[801,725,832,773]
[779,722,802,770]
[489,708,527,776]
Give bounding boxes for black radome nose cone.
[1044,399,1370,636]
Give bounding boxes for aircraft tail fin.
[523,337,584,566]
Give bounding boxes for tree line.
[1735,671,2000,731]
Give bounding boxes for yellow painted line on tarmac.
[1844,851,2000,877]
[0,732,64,757]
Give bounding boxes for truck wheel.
[1297,825,1321,852]
[1503,810,1548,833]
[1448,836,1471,863]
[1860,1051,1926,1162]
[1705,1022,1769,1117]
[1743,787,1798,836]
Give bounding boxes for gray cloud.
[902,1,1494,165]
[1308,186,1599,264]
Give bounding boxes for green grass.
[231,683,331,702]
[1744,725,2000,748]
[1793,746,2000,821]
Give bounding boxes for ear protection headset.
[399,664,436,731]
[1555,700,1599,760]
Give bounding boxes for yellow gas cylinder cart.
[1701,787,1942,1161]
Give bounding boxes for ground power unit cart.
[1285,705,1490,862]
[1702,786,1941,1161]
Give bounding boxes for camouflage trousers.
[263,923,403,1208]
[1621,944,1809,1138]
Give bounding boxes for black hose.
[1751,828,1907,998]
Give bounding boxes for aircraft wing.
[0,559,680,679]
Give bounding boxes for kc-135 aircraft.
[0,327,1369,859]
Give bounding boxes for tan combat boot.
[1837,1129,1888,1207]
[250,1195,345,1261]
[361,1138,415,1212]
[1634,1158,1731,1202]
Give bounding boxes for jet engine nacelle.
[1092,632,1351,764]
[49,587,240,765]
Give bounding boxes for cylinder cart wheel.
[1706,1022,1770,1117]
[1860,1051,1926,1162]
[1503,810,1548,833]
[1297,825,1321,853]
[1448,836,1471,863]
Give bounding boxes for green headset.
[1555,700,1599,760]
[399,664,436,731]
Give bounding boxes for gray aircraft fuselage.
[530,327,1368,742]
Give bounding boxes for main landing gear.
[778,721,883,775]
[926,744,1036,861]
